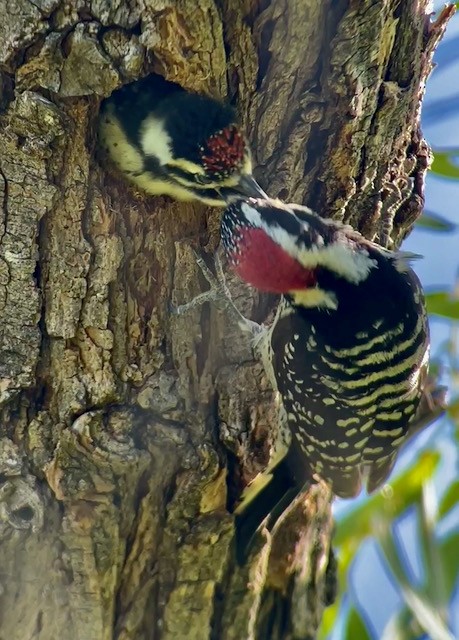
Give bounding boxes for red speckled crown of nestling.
[200,125,246,177]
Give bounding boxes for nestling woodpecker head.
[98,75,267,206]
[221,198,415,310]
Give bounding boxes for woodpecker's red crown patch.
[200,125,246,176]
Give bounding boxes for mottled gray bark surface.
[0,1,453,639]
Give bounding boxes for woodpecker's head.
[139,91,267,204]
[98,75,267,206]
[221,198,411,310]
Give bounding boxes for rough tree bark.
[0,1,453,639]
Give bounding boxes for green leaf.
[438,532,459,596]
[431,150,459,180]
[376,519,454,640]
[417,484,448,609]
[438,481,459,519]
[318,601,341,640]
[425,291,459,320]
[447,397,459,425]
[427,359,442,380]
[335,452,440,547]
[416,211,456,233]
[381,608,421,640]
[344,607,372,640]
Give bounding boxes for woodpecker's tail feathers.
[407,385,447,439]
[367,386,447,494]
[396,250,423,263]
[365,456,398,494]
[325,467,363,499]
[234,457,300,564]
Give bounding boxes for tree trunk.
[0,1,452,639]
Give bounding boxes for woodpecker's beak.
[220,175,268,203]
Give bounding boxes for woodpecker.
[220,198,431,530]
[98,74,266,206]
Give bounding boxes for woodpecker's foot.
[407,382,447,440]
[172,250,262,338]
[379,178,414,248]
[172,252,224,314]
[213,251,262,337]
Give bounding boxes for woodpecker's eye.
[200,125,246,177]
[193,173,212,185]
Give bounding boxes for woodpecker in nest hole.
[98,74,266,206]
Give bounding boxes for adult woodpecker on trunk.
[98,74,266,206]
[173,196,436,560]
[219,198,431,543]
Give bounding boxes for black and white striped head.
[99,75,267,205]
[139,95,269,202]
[220,198,411,309]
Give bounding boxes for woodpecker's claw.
[171,290,219,315]
[406,382,447,440]
[171,251,232,315]
[171,252,223,315]
[171,249,263,338]
[379,178,414,248]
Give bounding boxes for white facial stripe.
[140,115,173,164]
[239,202,377,284]
[240,201,298,228]
[296,241,377,283]
[242,154,253,175]
[99,105,144,174]
[168,158,206,175]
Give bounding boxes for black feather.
[100,74,237,165]
[234,449,311,564]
